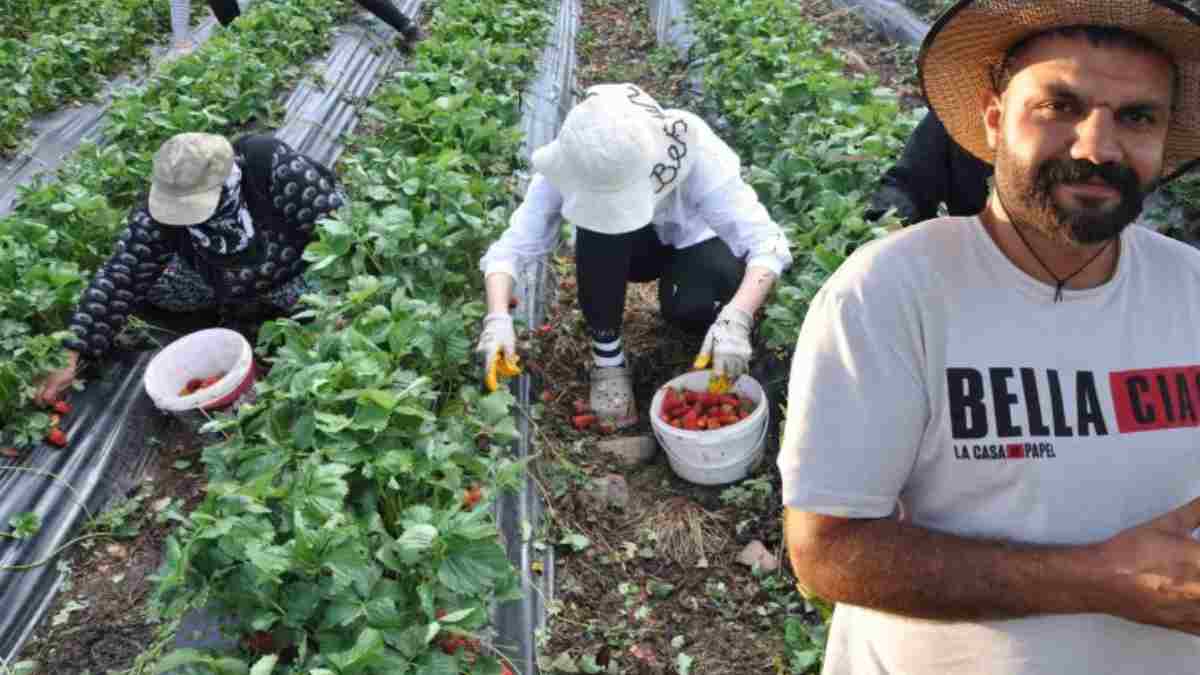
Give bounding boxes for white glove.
[476,313,517,366]
[695,305,753,380]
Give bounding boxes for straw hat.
[919,0,1200,182]
[532,83,699,235]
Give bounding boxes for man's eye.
[1121,110,1156,126]
[1043,100,1077,114]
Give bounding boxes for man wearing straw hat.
[476,83,791,426]
[779,1,1200,672]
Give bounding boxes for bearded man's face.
[984,33,1174,245]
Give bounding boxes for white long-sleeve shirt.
[480,112,793,280]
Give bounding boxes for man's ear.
[983,93,1003,151]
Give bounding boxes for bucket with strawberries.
[143,328,257,431]
[650,370,768,485]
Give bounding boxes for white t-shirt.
[479,112,792,280]
[779,216,1200,675]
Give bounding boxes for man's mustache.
[1036,158,1141,197]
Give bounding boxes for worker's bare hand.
[36,350,79,406]
[36,365,76,407]
[1094,495,1200,634]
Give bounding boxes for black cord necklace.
[992,191,1117,302]
[1009,223,1115,302]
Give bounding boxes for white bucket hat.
[532,83,699,235]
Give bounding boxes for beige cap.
[148,133,234,226]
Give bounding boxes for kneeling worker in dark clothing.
[36,132,345,403]
[475,83,792,429]
[207,0,424,49]
[865,110,992,226]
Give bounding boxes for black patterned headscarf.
[187,163,255,255]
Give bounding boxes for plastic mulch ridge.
[491,0,579,672]
[0,6,413,663]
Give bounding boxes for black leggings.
[575,225,745,340]
[207,0,414,33]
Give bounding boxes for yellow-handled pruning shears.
[691,353,732,394]
[484,352,522,392]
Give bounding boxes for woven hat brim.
[919,0,1200,184]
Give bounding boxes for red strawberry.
[440,636,464,655]
[244,631,275,653]
[540,390,555,403]
[46,429,67,447]
[572,414,596,430]
[53,400,72,415]
[536,323,553,336]
[462,485,483,510]
[508,295,519,309]
[572,399,590,415]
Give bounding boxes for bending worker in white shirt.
[476,83,792,427]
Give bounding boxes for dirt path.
[15,422,208,674]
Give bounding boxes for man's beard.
[993,135,1150,246]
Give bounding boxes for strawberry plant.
[146,0,551,670]
[0,0,176,155]
[685,0,923,669]
[689,0,919,354]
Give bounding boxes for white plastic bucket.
[143,328,256,413]
[649,370,770,485]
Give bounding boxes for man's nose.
[1070,109,1122,167]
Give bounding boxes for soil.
[15,420,208,675]
[796,0,928,108]
[529,263,793,674]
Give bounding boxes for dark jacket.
[865,112,993,226]
[65,134,342,358]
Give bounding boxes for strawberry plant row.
[147,0,550,673]
[0,0,356,448]
[688,1,918,669]
[0,0,72,40]
[0,0,202,40]
[689,0,919,354]
[0,0,174,156]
